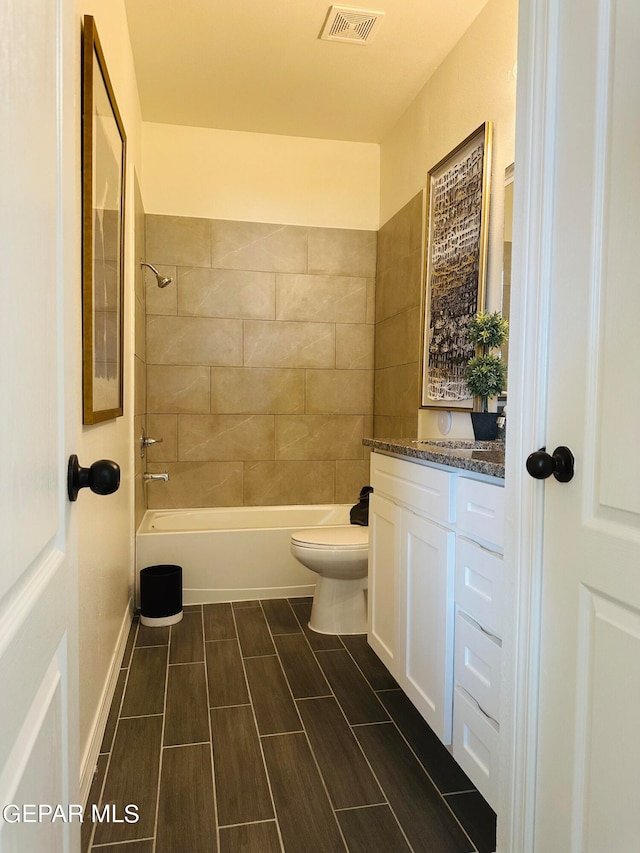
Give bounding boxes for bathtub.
[136,504,353,604]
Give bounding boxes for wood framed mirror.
[82,15,126,424]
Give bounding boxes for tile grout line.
[232,602,286,853]
[89,618,140,853]
[200,604,221,853]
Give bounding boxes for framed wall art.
[420,122,493,410]
[82,15,127,423]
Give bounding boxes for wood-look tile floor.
[83,598,496,853]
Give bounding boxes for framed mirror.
[419,123,493,410]
[82,15,126,424]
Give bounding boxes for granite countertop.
[363,437,505,479]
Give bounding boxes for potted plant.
[465,311,509,440]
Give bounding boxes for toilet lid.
[291,525,368,550]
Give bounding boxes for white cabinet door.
[368,492,402,675]
[401,510,455,744]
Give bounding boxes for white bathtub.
[136,504,353,605]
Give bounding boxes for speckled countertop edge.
[363,437,505,479]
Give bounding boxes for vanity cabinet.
[452,476,505,811]
[368,450,506,807]
[368,452,456,744]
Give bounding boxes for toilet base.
[309,575,367,635]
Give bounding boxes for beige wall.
[142,122,380,231]
[379,0,518,438]
[75,0,142,770]
[144,215,375,507]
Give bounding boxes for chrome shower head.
[141,261,172,288]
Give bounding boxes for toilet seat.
[291,525,368,550]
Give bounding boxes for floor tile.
[233,599,261,608]
[155,743,217,853]
[169,611,204,663]
[315,649,388,725]
[82,753,108,852]
[93,716,163,845]
[164,663,210,745]
[211,705,274,826]
[235,606,276,657]
[261,598,302,635]
[445,791,497,853]
[219,821,282,853]
[91,842,154,852]
[136,624,170,647]
[262,732,346,853]
[244,656,302,735]
[337,804,411,853]
[274,633,331,698]
[354,723,473,853]
[290,600,345,651]
[340,634,398,691]
[100,670,126,754]
[205,639,250,708]
[121,618,138,668]
[203,602,236,641]
[297,697,384,809]
[379,689,474,794]
[121,646,167,717]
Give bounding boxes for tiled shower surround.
[374,191,424,440]
[143,215,376,509]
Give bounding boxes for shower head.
[141,261,172,288]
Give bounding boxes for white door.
[0,1,79,851]
[506,0,640,849]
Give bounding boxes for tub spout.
[143,472,169,483]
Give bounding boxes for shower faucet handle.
[140,428,163,458]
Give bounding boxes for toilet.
[290,525,368,635]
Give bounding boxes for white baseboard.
[79,598,133,806]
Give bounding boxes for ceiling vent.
[320,5,385,45]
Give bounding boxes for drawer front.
[456,477,504,548]
[371,452,454,524]
[452,686,500,811]
[455,536,504,638]
[454,612,502,722]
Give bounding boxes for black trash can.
[140,564,183,627]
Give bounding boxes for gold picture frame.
[82,15,126,424]
[420,122,493,410]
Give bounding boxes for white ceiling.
[124,0,488,144]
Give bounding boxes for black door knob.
[526,446,575,483]
[68,455,121,501]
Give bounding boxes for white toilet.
[290,525,368,635]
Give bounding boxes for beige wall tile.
[377,191,424,275]
[146,462,243,509]
[146,214,211,267]
[135,292,146,362]
[243,320,335,368]
[374,363,419,418]
[374,415,407,438]
[178,415,275,461]
[305,370,373,415]
[145,264,178,315]
[134,414,147,529]
[211,220,307,273]
[134,174,146,306]
[275,274,367,323]
[146,316,242,366]
[366,279,376,324]
[134,355,146,418]
[308,228,377,278]
[336,460,372,504]
[244,461,335,506]
[275,415,364,460]
[375,250,423,323]
[336,324,374,370]
[375,307,421,370]
[147,365,210,413]
[146,414,178,462]
[178,268,276,319]
[210,367,304,414]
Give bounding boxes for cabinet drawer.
[371,452,454,523]
[453,686,500,811]
[455,537,504,638]
[454,612,502,723]
[456,477,504,548]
